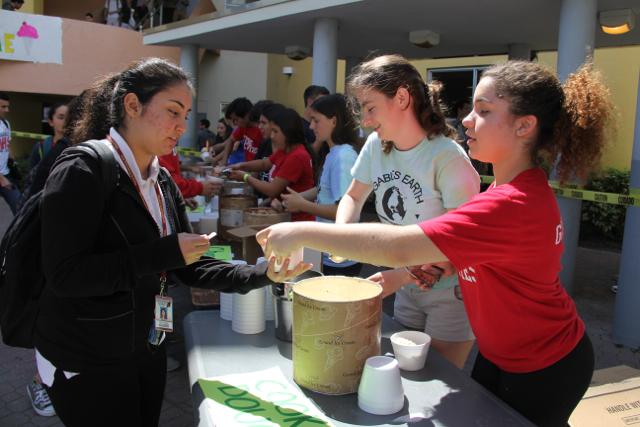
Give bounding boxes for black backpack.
[0,140,119,348]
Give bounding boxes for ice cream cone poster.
[0,10,62,64]
[17,21,38,55]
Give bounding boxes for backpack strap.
[71,140,120,198]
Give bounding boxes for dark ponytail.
[272,108,318,182]
[346,54,452,154]
[71,58,192,144]
[482,61,614,183]
[309,93,360,151]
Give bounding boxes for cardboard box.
[227,225,269,265]
[227,225,323,271]
[569,366,640,427]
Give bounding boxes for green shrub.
[580,168,629,243]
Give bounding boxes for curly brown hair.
[346,54,453,154]
[482,60,614,183]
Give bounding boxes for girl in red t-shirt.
[257,61,614,426]
[229,108,316,221]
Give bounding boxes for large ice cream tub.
[292,276,382,395]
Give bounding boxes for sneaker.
[166,356,181,372]
[26,381,55,417]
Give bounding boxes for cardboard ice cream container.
[292,276,382,395]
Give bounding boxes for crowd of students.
[3,51,615,427]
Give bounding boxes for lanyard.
[107,136,169,293]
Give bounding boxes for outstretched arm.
[256,221,448,269]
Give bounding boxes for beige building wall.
[197,50,268,122]
[6,93,70,158]
[415,50,638,171]
[263,51,635,171]
[413,55,508,79]
[536,47,640,171]
[19,0,44,14]
[266,54,346,115]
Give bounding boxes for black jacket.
[35,147,270,371]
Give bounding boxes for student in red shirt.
[211,97,263,165]
[229,108,315,221]
[158,150,220,200]
[257,61,614,426]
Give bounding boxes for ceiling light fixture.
[599,9,635,35]
[284,45,310,60]
[409,30,440,48]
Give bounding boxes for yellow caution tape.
[480,175,639,207]
[7,134,638,207]
[10,131,48,140]
[12,131,204,157]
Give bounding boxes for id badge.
[154,295,174,332]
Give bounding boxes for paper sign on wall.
[0,10,62,64]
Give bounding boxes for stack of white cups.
[264,287,274,321]
[219,260,247,321]
[256,257,275,321]
[232,287,265,334]
[219,292,233,321]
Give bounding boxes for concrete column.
[557,0,596,81]
[507,44,532,61]
[312,18,338,93]
[613,72,640,348]
[554,0,597,294]
[180,44,199,149]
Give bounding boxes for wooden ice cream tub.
[292,276,382,395]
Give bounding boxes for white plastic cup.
[232,288,265,334]
[390,331,431,371]
[272,247,304,273]
[357,356,405,415]
[256,257,275,321]
[219,293,233,321]
[264,287,274,321]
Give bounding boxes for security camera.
[282,66,294,76]
[285,45,310,61]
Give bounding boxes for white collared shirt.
[107,127,171,236]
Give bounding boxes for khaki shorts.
[393,285,474,342]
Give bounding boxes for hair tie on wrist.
[243,173,250,183]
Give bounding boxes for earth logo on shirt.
[380,186,407,223]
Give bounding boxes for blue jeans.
[0,174,21,215]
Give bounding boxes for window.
[427,66,488,118]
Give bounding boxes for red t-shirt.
[158,152,203,199]
[232,126,263,162]
[419,168,584,373]
[269,144,315,221]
